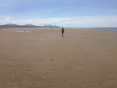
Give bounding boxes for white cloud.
[0,16,117,27]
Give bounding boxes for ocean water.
[91,28,117,32]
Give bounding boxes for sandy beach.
[0,26,117,88]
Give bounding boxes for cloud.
[0,16,117,27]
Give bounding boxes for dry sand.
[0,26,117,88]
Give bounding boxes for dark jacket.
[62,28,64,33]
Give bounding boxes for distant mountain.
[4,23,60,27]
[4,23,37,27]
[23,24,36,27]
[4,23,19,26]
[43,25,60,27]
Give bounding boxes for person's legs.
[62,32,64,36]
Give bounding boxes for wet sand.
[0,26,117,88]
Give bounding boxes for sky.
[0,0,117,27]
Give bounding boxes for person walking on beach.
[62,28,64,36]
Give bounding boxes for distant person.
[62,28,64,36]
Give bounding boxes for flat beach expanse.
[0,26,117,88]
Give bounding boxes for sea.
[90,27,117,32]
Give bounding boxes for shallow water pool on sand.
[16,31,31,32]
